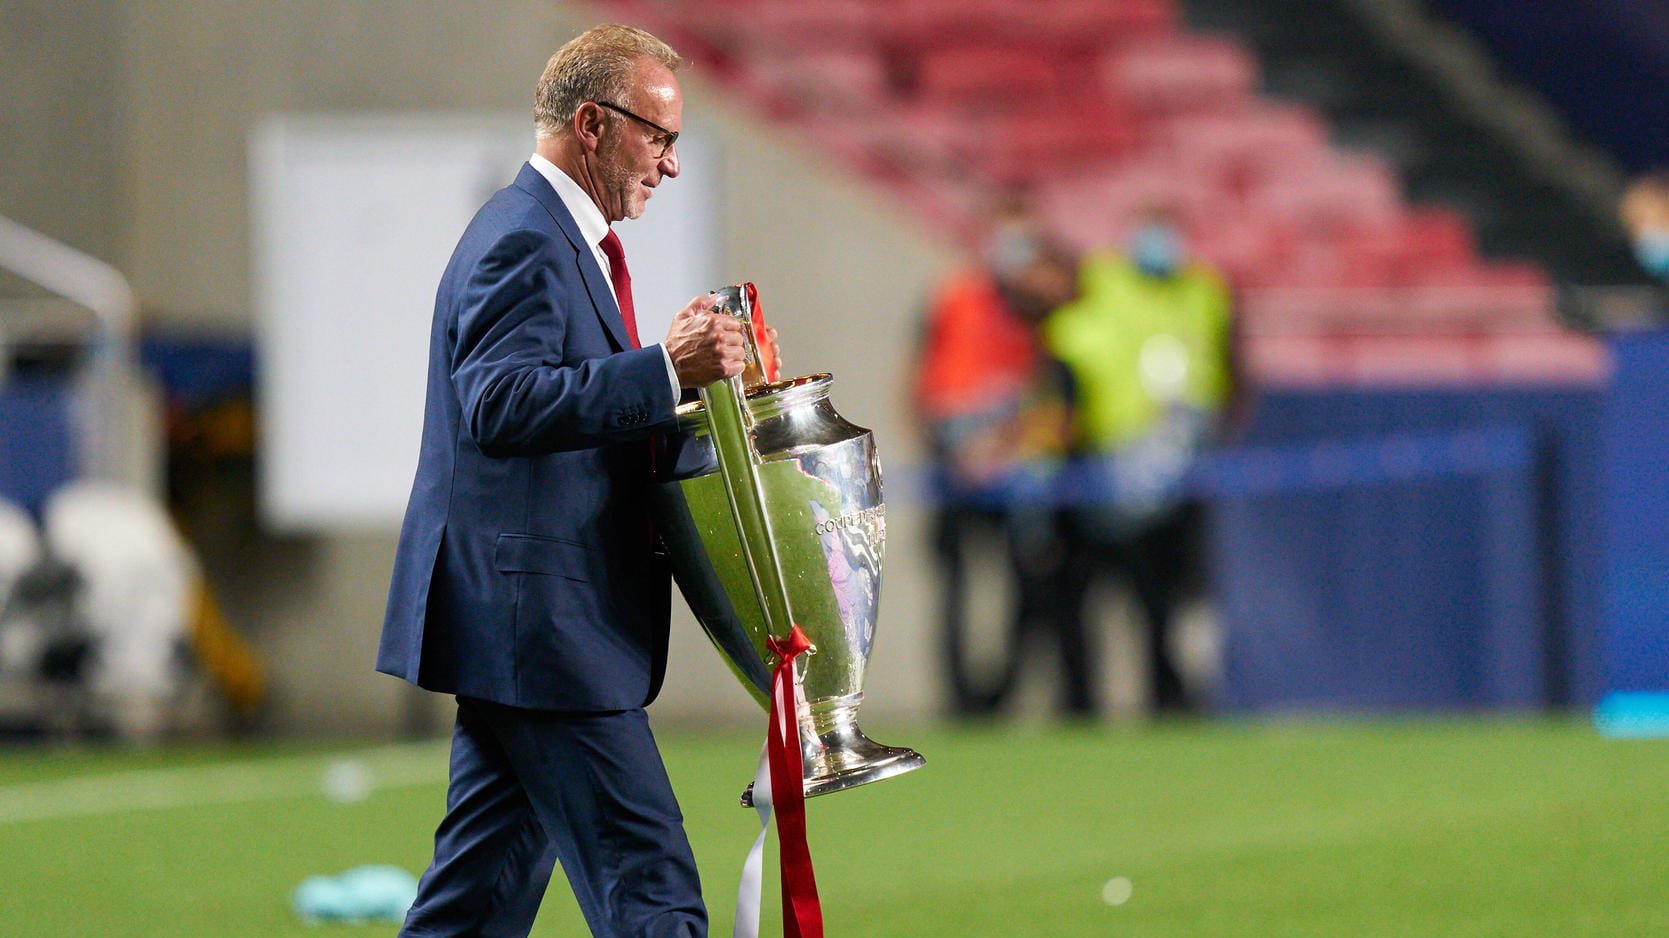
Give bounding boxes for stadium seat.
[685,0,885,52]
[1481,332,1609,383]
[1402,282,1557,333]
[1245,153,1404,232]
[1035,159,1228,252]
[1240,286,1405,336]
[913,45,1076,108]
[1103,35,1257,116]
[1343,336,1483,384]
[1394,207,1478,277]
[1040,161,1224,219]
[800,105,969,177]
[1249,239,1401,291]
[1036,195,1127,255]
[1242,334,1347,385]
[738,47,891,116]
[43,481,197,742]
[887,0,1177,49]
[1161,103,1331,191]
[970,103,1146,183]
[1410,259,1550,290]
[1184,210,1294,280]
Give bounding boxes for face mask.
[1634,229,1669,279]
[1131,224,1183,277]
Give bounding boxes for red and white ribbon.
[733,625,823,938]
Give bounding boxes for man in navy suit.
[378,24,749,937]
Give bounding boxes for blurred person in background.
[1621,171,1669,284]
[378,25,749,938]
[912,198,1080,717]
[1043,207,1239,716]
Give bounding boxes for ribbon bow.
[766,626,822,938]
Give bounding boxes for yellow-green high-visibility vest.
[1043,252,1233,451]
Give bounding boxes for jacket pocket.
[494,533,594,581]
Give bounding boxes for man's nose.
[660,144,679,178]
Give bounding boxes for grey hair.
[534,24,681,139]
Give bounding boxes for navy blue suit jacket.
[378,162,679,712]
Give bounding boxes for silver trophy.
[652,285,925,802]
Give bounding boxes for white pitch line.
[0,740,450,825]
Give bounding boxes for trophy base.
[740,718,926,807]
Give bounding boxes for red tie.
[603,228,658,551]
[599,229,641,349]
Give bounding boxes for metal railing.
[0,214,159,496]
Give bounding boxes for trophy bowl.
[652,365,925,801]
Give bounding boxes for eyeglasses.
[594,101,679,158]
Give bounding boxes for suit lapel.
[512,162,633,352]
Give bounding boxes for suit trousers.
[400,697,707,938]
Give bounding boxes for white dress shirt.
[528,152,680,403]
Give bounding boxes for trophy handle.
[700,286,801,662]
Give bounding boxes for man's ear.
[573,102,606,152]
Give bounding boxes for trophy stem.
[800,693,926,799]
[741,693,926,806]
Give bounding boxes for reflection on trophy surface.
[651,284,925,801]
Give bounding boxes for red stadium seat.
[1011,0,1178,45]
[1189,217,1294,286]
[739,47,891,116]
[1243,335,1349,385]
[723,0,886,50]
[966,103,1146,183]
[1242,272,1554,338]
[1337,214,1475,286]
[1245,153,1403,232]
[1395,207,1478,275]
[798,105,967,177]
[1103,35,1257,116]
[1035,158,1232,252]
[1401,280,1557,333]
[1038,201,1127,255]
[1343,336,1482,384]
[1240,286,1405,336]
[1254,240,1401,290]
[1409,260,1549,290]
[887,0,1177,49]
[1481,332,1609,383]
[913,45,1074,108]
[1161,104,1331,192]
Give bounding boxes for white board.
[250,114,719,531]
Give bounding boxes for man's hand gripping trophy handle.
[664,291,781,390]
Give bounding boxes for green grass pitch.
[2,718,1666,936]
